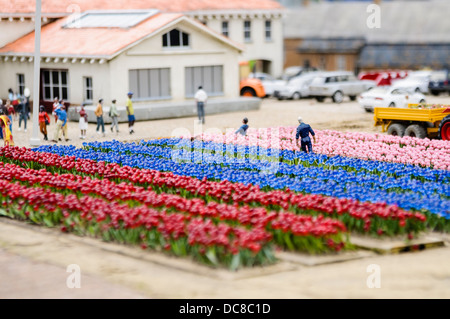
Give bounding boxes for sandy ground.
[10,95,387,148]
[1,96,450,299]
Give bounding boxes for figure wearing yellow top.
[0,113,14,146]
[95,98,105,137]
[126,92,135,135]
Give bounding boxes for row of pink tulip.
[191,128,450,170]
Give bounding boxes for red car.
[358,70,409,87]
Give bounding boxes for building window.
[244,20,251,42]
[336,55,347,70]
[83,77,93,103]
[17,74,25,95]
[162,29,189,48]
[185,65,223,97]
[222,21,229,37]
[129,68,171,100]
[265,20,272,41]
[42,70,69,101]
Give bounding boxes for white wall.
[0,58,110,106]
[0,59,33,101]
[192,15,285,77]
[109,19,241,106]
[60,61,110,106]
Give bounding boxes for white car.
[391,70,432,94]
[275,72,322,100]
[248,72,286,97]
[358,87,426,113]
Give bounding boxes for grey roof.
[283,1,450,43]
[298,37,366,53]
[358,43,450,69]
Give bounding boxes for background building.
[283,0,450,73]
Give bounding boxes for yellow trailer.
[374,104,450,140]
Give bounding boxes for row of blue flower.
[82,140,450,196]
[87,142,449,200]
[88,139,450,183]
[33,143,450,219]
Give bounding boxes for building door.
[40,69,69,113]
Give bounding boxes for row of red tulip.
[0,161,347,242]
[0,146,426,236]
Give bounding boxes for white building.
[184,9,285,77]
[0,10,248,113]
[0,0,286,109]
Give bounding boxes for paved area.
[10,96,385,148]
[10,94,449,149]
[1,96,450,299]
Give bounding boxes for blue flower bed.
[33,141,450,219]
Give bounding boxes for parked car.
[308,71,376,103]
[428,69,450,96]
[248,72,286,97]
[275,72,322,100]
[358,70,409,87]
[391,70,432,94]
[358,87,426,113]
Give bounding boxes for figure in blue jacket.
[295,116,316,153]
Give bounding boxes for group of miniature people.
[0,99,15,146]
[1,87,317,153]
[90,92,135,138]
[50,92,135,142]
[0,87,32,146]
[0,88,32,146]
[1,96,70,144]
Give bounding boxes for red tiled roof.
[0,0,283,15]
[0,13,184,57]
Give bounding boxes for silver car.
[275,72,322,100]
[308,71,376,103]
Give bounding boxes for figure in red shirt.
[39,105,51,141]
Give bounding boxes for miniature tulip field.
[0,127,448,270]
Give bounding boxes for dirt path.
[1,218,449,299]
[2,96,450,299]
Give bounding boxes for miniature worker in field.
[235,117,249,136]
[295,116,316,153]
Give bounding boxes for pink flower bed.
[193,128,450,170]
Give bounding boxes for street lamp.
[30,0,41,147]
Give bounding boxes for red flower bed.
[0,146,426,236]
